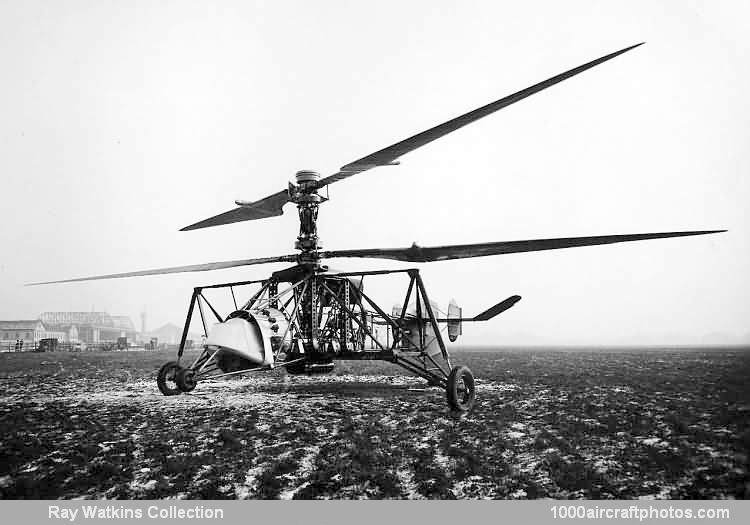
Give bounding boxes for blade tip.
[25,280,59,286]
[618,42,646,55]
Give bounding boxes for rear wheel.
[157,361,182,396]
[446,365,476,412]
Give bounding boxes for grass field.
[1,347,749,499]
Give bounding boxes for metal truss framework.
[174,268,454,387]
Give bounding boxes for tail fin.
[448,298,462,342]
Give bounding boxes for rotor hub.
[295,170,320,185]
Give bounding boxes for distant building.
[38,312,137,344]
[1,313,190,350]
[54,324,80,342]
[0,320,67,347]
[143,323,184,345]
[139,322,203,347]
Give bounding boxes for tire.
[176,368,197,392]
[157,361,182,396]
[446,365,476,412]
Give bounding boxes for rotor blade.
[318,42,644,187]
[322,230,726,263]
[180,188,290,231]
[26,254,298,286]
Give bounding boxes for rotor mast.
[290,170,324,266]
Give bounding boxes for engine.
[205,308,290,373]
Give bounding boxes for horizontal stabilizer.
[435,295,522,322]
[473,295,522,321]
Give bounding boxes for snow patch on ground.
[278,445,320,500]
[396,468,421,499]
[3,349,747,500]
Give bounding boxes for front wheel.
[157,361,182,396]
[176,368,197,392]
[446,365,476,412]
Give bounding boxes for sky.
[0,0,748,345]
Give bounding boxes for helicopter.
[30,42,724,412]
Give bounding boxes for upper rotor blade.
[318,42,644,187]
[180,188,290,231]
[26,254,297,286]
[322,230,726,263]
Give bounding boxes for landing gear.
[446,365,476,412]
[157,361,198,395]
[176,368,197,392]
[157,361,182,396]
[157,268,481,411]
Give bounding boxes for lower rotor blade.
[180,189,290,231]
[322,230,726,263]
[26,254,298,286]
